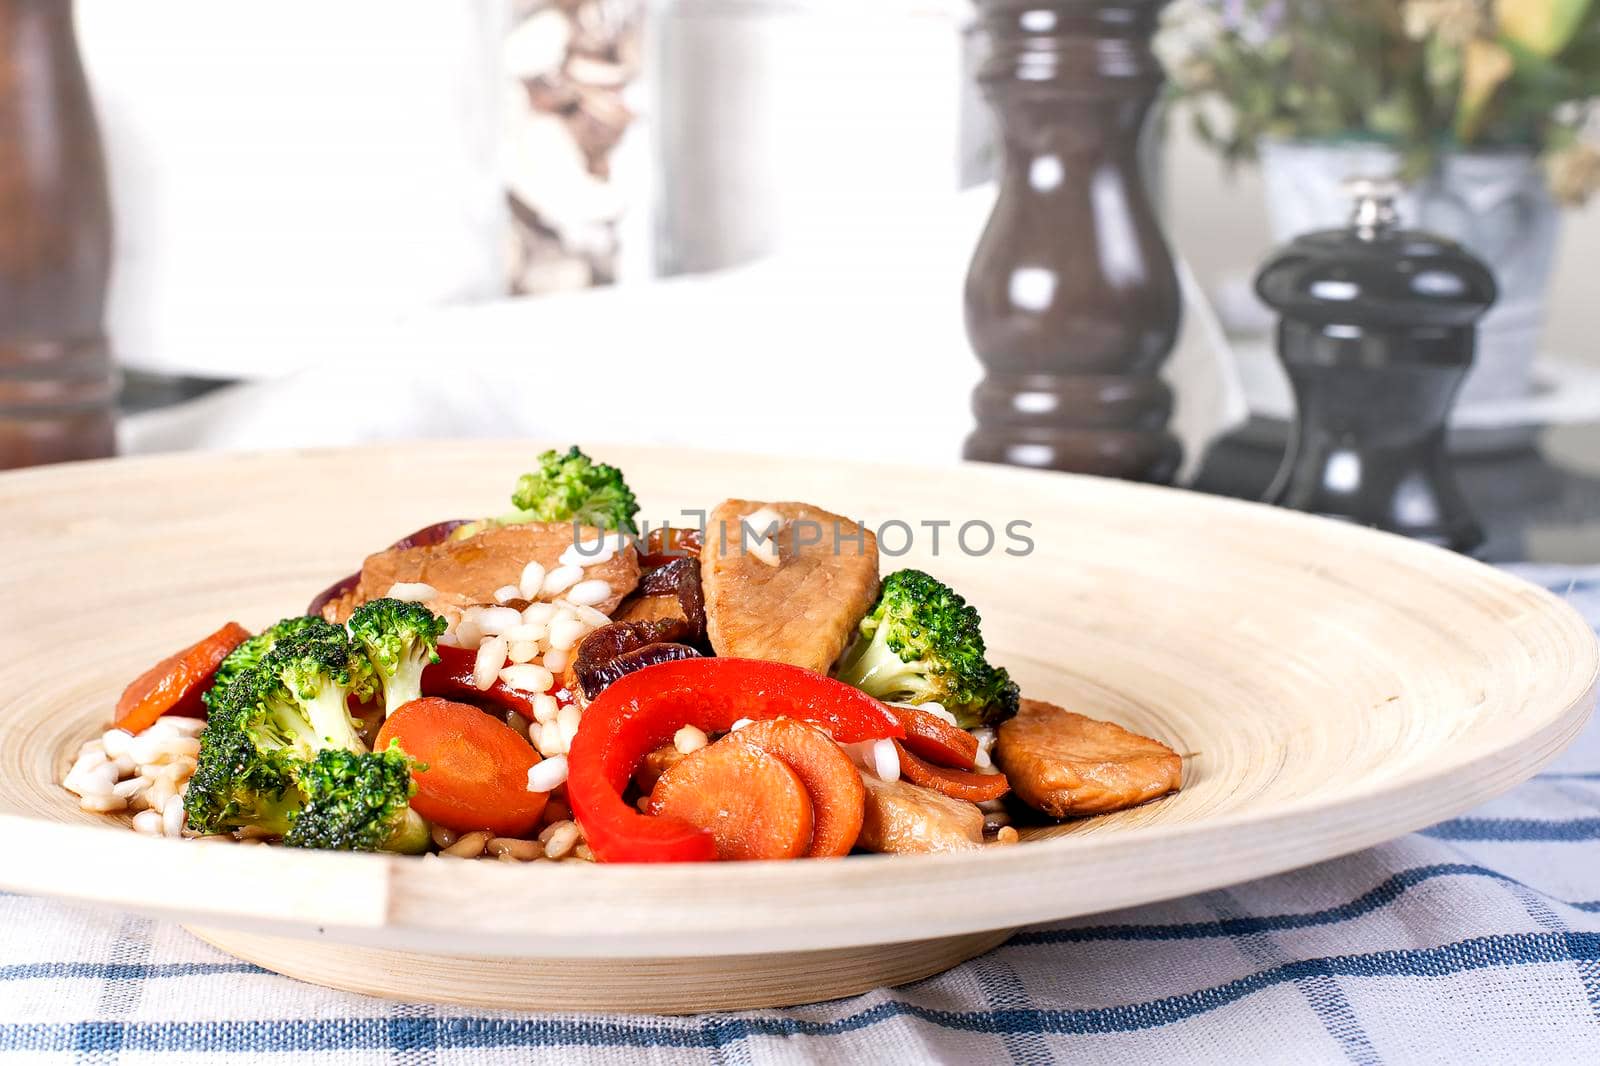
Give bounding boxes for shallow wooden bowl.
[0,443,1595,1012]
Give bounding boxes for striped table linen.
[3,565,1597,1064]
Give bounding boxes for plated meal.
[62,446,1182,864]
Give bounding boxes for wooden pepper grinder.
[0,0,117,470]
[1256,178,1496,552]
[963,0,1182,483]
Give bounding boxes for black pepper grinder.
[1255,178,1497,553]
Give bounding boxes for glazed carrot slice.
[648,738,814,861]
[731,719,865,857]
[376,697,548,836]
[893,740,1011,803]
[115,622,251,733]
[888,706,979,771]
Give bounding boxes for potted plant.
[1157,0,1600,404]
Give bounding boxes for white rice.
[971,727,998,771]
[527,754,569,793]
[541,564,584,597]
[453,618,483,648]
[673,725,708,755]
[475,606,524,636]
[556,704,583,750]
[101,729,133,759]
[564,603,613,629]
[537,720,565,756]
[502,623,548,644]
[162,795,186,836]
[871,738,901,783]
[532,693,561,724]
[518,561,548,600]
[740,508,783,539]
[521,601,558,625]
[474,637,509,690]
[565,579,612,608]
[547,616,587,652]
[559,534,622,568]
[386,582,438,604]
[499,664,555,694]
[62,715,209,835]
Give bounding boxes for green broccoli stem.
[264,700,324,757]
[834,631,933,704]
[385,808,431,855]
[381,654,430,717]
[304,688,368,754]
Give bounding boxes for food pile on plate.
[63,448,1181,863]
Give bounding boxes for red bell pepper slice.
[421,643,572,720]
[567,658,904,863]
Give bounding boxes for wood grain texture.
[0,443,1594,1008]
[186,926,1014,1013]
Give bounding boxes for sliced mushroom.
[611,557,706,640]
[572,619,701,699]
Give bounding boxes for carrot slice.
[888,706,979,770]
[115,622,251,733]
[648,738,814,861]
[376,697,548,836]
[730,719,865,857]
[893,740,1011,803]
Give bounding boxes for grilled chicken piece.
[995,699,1181,817]
[700,499,879,673]
[330,522,639,623]
[856,771,984,854]
[633,744,686,795]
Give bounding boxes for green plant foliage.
[1157,0,1600,202]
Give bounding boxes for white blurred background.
[70,0,1600,463]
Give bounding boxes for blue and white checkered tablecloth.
[4,565,1598,1065]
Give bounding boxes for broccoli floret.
[253,629,368,756]
[203,615,330,714]
[346,599,447,716]
[282,744,429,854]
[833,569,1020,729]
[185,669,429,852]
[183,672,307,836]
[510,445,640,533]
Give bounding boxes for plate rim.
[1,441,1595,959]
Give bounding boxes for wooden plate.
[1,443,1594,1012]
